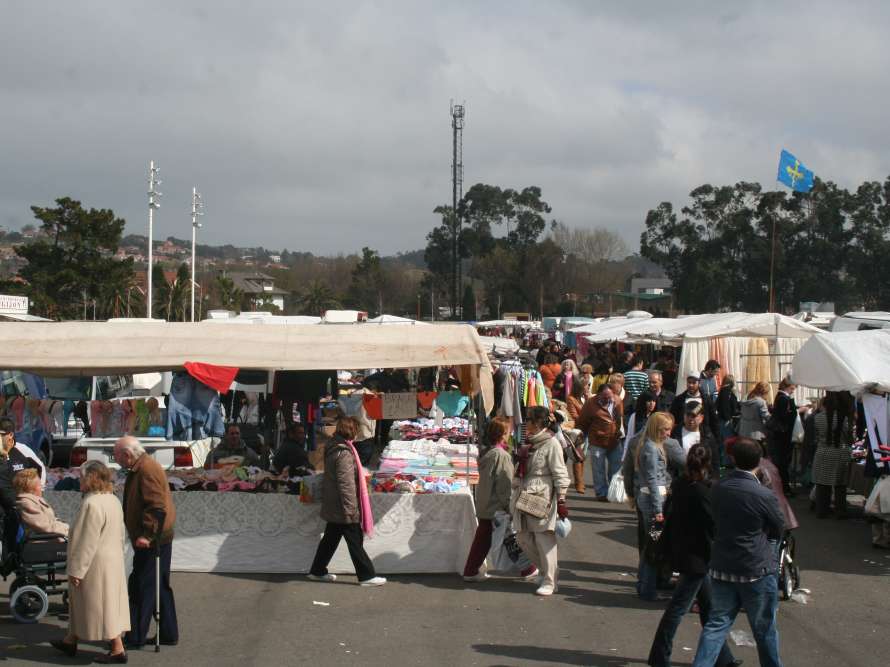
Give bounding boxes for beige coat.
[15,493,69,537]
[67,493,131,641]
[475,447,513,520]
[510,430,570,532]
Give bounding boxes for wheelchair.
[1,514,68,623]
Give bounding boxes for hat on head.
[686,374,700,381]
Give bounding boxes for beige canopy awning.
[0,321,495,410]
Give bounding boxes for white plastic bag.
[607,471,627,504]
[791,414,805,443]
[487,512,532,573]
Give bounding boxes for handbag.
[515,491,550,519]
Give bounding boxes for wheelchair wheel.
[10,584,49,623]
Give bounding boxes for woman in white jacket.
[511,406,570,596]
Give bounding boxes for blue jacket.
[634,439,671,516]
[709,469,785,578]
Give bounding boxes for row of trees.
[423,183,634,317]
[640,178,890,313]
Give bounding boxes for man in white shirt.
[671,403,720,475]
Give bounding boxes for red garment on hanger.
[362,393,384,420]
[184,362,239,393]
[417,391,438,410]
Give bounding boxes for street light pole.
[147,161,161,318]
[190,187,204,322]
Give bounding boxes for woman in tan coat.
[13,469,68,536]
[50,462,130,663]
[511,406,570,596]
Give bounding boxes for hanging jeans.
[167,373,225,440]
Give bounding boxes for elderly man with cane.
[114,436,179,651]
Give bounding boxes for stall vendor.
[272,423,311,475]
[204,423,261,469]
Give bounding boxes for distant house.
[227,271,288,311]
[268,254,281,264]
[627,277,672,295]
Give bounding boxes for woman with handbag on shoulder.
[634,411,674,602]
[510,406,570,596]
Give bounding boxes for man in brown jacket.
[576,383,623,501]
[114,436,179,649]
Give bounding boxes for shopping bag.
[791,414,805,444]
[487,513,532,573]
[607,471,627,504]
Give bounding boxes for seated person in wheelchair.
[14,469,68,538]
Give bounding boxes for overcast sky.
[2,1,889,255]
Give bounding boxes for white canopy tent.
[570,312,822,402]
[366,314,428,325]
[477,336,520,356]
[791,330,890,394]
[474,319,541,329]
[0,321,494,410]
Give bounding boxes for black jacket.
[654,390,675,414]
[709,470,785,578]
[667,477,715,575]
[0,457,17,552]
[717,387,740,421]
[670,391,720,441]
[772,391,797,435]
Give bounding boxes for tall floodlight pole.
[450,101,465,319]
[190,187,204,322]
[147,161,162,318]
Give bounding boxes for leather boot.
[573,462,585,493]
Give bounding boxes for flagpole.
[768,205,778,313]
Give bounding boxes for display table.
[45,490,477,575]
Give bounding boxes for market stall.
[0,320,494,574]
[570,312,822,403]
[44,488,477,574]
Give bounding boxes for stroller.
[1,512,68,623]
[777,531,801,601]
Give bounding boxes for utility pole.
[190,187,204,322]
[147,161,161,318]
[450,101,465,319]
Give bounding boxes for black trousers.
[770,433,794,490]
[126,542,179,644]
[815,483,848,518]
[310,522,375,581]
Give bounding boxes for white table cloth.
[44,490,478,575]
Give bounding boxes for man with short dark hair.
[623,358,650,408]
[692,437,785,667]
[673,403,719,477]
[700,360,721,403]
[205,423,261,468]
[671,375,720,442]
[272,422,310,475]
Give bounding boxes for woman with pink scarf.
[308,417,385,586]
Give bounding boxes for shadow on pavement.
[472,642,653,666]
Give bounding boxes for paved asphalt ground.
[2,490,888,666]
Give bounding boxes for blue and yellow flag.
[777,149,814,192]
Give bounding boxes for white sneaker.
[463,572,491,582]
[358,576,387,587]
[307,573,337,583]
[535,584,555,596]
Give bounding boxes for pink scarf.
[564,371,573,401]
[345,440,374,537]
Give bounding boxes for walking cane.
[152,509,166,654]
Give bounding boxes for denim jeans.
[648,574,736,667]
[591,445,622,497]
[636,508,657,600]
[692,574,782,667]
